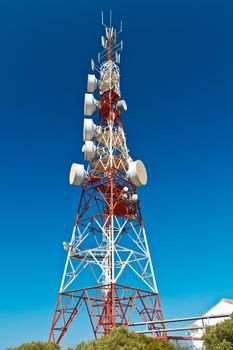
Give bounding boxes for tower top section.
[84,11,126,119]
[71,11,148,188]
[91,11,123,74]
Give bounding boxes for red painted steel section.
[49,284,166,343]
[49,24,166,345]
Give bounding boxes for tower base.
[49,283,166,344]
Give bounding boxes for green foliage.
[203,314,233,350]
[6,328,176,350]
[75,327,175,350]
[6,342,60,350]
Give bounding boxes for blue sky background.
[0,0,233,348]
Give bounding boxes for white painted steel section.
[60,214,158,293]
[60,225,76,292]
[59,25,160,299]
[142,227,158,293]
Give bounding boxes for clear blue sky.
[0,0,233,348]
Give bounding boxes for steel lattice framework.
[49,13,166,344]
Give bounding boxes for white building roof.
[191,298,233,327]
[191,298,233,349]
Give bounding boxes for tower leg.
[48,284,166,344]
[48,290,85,344]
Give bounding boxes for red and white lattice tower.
[49,13,166,344]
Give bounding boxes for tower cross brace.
[49,13,166,344]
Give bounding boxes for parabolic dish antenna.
[127,160,147,186]
[83,118,96,141]
[69,163,86,186]
[87,74,98,93]
[84,93,98,116]
[83,140,96,161]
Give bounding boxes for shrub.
[6,327,176,350]
[203,314,233,350]
[75,327,175,350]
[6,342,60,350]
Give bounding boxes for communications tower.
[49,13,166,344]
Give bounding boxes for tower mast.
[49,12,166,344]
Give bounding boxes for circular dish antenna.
[83,141,96,161]
[87,74,98,93]
[131,194,138,202]
[83,118,96,141]
[69,163,86,186]
[127,160,147,186]
[84,93,98,116]
[117,100,127,112]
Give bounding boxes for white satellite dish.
[69,163,86,186]
[87,74,97,93]
[84,93,98,116]
[127,160,147,186]
[83,118,96,141]
[131,194,138,202]
[82,141,96,161]
[117,100,127,112]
